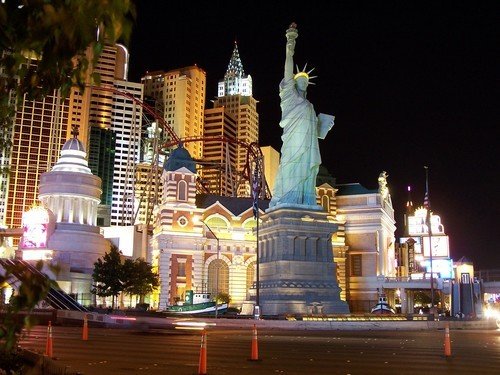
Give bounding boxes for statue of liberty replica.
[257,23,349,316]
[269,22,334,208]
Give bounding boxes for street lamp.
[424,166,435,316]
[200,219,220,319]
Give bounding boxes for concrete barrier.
[55,310,497,331]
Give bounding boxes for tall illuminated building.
[106,79,143,226]
[5,86,70,231]
[202,107,238,196]
[212,42,259,197]
[88,126,115,226]
[67,44,130,145]
[3,43,143,230]
[0,85,16,226]
[69,44,144,227]
[141,66,207,161]
[259,146,280,196]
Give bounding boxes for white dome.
[52,136,92,174]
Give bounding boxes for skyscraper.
[202,107,238,196]
[66,44,143,226]
[212,42,259,197]
[88,126,115,226]
[108,79,143,226]
[4,43,144,229]
[142,66,207,161]
[5,87,70,231]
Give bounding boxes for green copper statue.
[269,23,335,208]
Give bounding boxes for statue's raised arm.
[284,23,298,80]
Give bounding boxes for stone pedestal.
[257,205,349,315]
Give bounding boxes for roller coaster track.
[89,85,271,201]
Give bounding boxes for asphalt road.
[19,324,500,374]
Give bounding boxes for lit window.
[351,254,362,276]
[178,180,187,201]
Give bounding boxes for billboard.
[421,258,454,279]
[20,206,50,249]
[422,236,449,258]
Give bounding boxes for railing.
[0,258,88,312]
[476,269,500,282]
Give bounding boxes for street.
[19,324,500,374]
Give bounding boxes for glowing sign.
[408,208,445,236]
[421,258,454,279]
[400,236,422,254]
[422,236,449,258]
[21,205,50,249]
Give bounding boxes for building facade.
[142,66,207,161]
[4,43,144,230]
[202,107,238,196]
[21,133,109,305]
[150,145,396,313]
[151,145,260,310]
[212,43,259,197]
[4,88,70,231]
[335,176,397,312]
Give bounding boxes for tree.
[215,292,231,304]
[0,0,136,150]
[413,290,441,308]
[122,258,159,305]
[91,245,124,309]
[0,260,58,373]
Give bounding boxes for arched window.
[242,219,257,230]
[207,259,229,296]
[205,216,228,231]
[177,180,187,201]
[246,262,256,297]
[321,195,330,212]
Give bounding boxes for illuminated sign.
[422,236,449,258]
[21,206,50,249]
[400,237,422,254]
[408,208,445,236]
[421,258,454,279]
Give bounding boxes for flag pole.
[256,195,260,319]
[424,166,435,313]
[252,157,261,319]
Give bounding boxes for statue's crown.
[293,63,317,83]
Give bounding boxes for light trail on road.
[19,325,500,374]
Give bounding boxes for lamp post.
[424,166,435,315]
[201,220,220,319]
[252,157,262,320]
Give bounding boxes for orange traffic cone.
[198,329,207,375]
[45,321,53,358]
[248,324,260,361]
[82,314,89,341]
[444,322,451,357]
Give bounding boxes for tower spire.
[218,42,252,97]
[404,185,414,236]
[225,41,245,79]
[406,185,414,214]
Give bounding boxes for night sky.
[127,2,499,269]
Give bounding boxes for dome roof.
[164,143,196,173]
[51,135,92,174]
[62,137,86,152]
